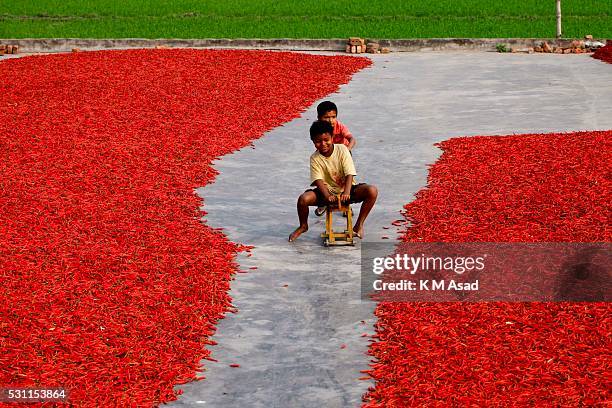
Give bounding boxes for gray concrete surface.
[169,52,612,407]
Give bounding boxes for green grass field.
[1,0,610,39]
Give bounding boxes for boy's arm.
[339,121,356,150]
[346,133,356,150]
[341,175,353,202]
[312,179,335,203]
[310,157,335,203]
[340,146,357,177]
[340,146,357,202]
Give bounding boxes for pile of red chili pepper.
[364,131,611,406]
[0,49,370,406]
[592,44,612,64]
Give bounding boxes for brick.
[534,46,543,53]
[345,45,351,53]
[366,42,380,53]
[584,35,593,40]
[542,42,552,53]
[563,48,572,54]
[348,37,362,46]
[570,40,584,49]
[381,47,390,54]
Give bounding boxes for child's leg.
[349,184,378,238]
[289,190,319,242]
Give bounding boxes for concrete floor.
[167,52,612,407]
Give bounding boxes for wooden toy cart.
[321,195,355,247]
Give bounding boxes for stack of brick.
[531,36,605,54]
[346,38,390,54]
[366,42,380,53]
[0,44,19,56]
[553,39,593,54]
[346,37,366,54]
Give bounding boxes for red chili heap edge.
[592,44,612,64]
[0,49,370,406]
[364,131,611,406]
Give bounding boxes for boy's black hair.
[316,101,337,117]
[310,120,334,141]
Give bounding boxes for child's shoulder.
[335,120,352,134]
[334,143,351,156]
[336,119,348,128]
[335,143,350,151]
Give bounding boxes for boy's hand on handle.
[341,175,354,204]
[312,179,336,204]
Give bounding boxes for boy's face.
[313,132,334,156]
[319,110,337,127]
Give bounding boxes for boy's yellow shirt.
[310,144,357,195]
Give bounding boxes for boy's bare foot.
[289,225,308,242]
[353,225,364,239]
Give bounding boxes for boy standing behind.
[289,121,377,242]
[315,100,355,216]
[317,100,356,150]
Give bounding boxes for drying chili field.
[593,43,612,64]
[364,131,611,406]
[1,0,611,39]
[0,49,370,406]
[2,49,611,407]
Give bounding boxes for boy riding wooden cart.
[288,120,378,244]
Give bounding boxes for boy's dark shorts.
[306,183,366,207]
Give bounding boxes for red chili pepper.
[592,44,612,64]
[0,49,371,406]
[365,131,611,406]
